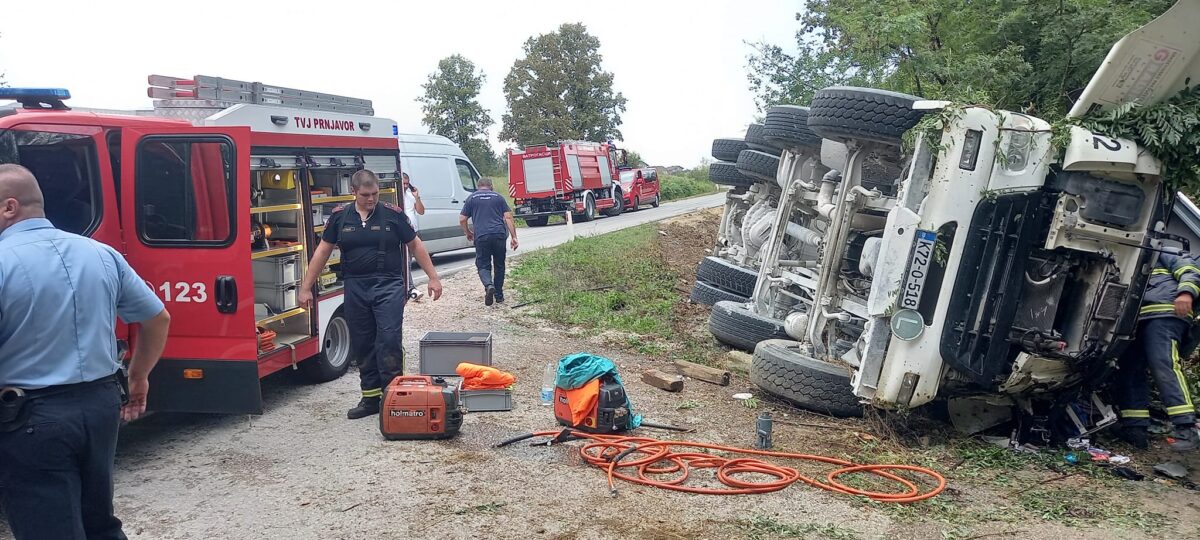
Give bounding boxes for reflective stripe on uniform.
[1167,404,1197,416]
[1140,304,1176,315]
[362,388,382,398]
[1153,269,1173,276]
[1180,282,1200,295]
[1174,265,1200,279]
[1120,409,1150,418]
[1171,341,1195,410]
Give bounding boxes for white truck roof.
[1070,0,1200,116]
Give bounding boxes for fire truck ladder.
[146,74,374,115]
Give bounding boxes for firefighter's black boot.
[1114,426,1149,450]
[347,396,381,420]
[1167,425,1199,452]
[485,285,495,306]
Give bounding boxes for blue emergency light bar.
[0,87,72,110]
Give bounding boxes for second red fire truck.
[507,140,630,226]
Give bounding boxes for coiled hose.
[505,430,946,503]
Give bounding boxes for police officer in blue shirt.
[0,164,172,540]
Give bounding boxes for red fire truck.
[0,75,407,415]
[507,140,628,226]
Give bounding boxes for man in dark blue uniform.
[0,164,172,539]
[299,170,443,419]
[459,177,518,305]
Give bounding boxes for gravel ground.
[3,211,1198,540]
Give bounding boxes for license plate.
[899,230,937,310]
[517,207,531,215]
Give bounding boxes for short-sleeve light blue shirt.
[0,218,165,389]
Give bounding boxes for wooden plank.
[642,370,684,392]
[672,360,731,386]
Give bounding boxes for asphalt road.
[410,191,726,285]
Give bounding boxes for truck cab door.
[119,126,257,360]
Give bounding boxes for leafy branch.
[1054,83,1200,196]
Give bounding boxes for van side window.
[135,137,235,245]
[455,159,479,192]
[0,128,101,236]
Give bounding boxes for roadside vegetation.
[659,164,720,201]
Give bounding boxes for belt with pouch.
[0,372,126,432]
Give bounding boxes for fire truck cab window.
[0,129,100,236]
[135,138,234,245]
[455,159,478,192]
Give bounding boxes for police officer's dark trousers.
[344,275,407,398]
[474,235,507,292]
[0,376,127,540]
[1116,317,1197,427]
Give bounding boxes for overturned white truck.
[724,0,1200,436]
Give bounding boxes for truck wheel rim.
[325,316,350,368]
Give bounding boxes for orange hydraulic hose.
[525,430,946,503]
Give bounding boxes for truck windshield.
[0,127,100,235]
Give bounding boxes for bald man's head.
[0,164,46,232]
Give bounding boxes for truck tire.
[603,189,625,217]
[708,300,789,352]
[298,311,353,383]
[696,256,757,297]
[690,280,749,306]
[807,86,926,146]
[751,339,863,417]
[712,138,750,162]
[736,149,781,183]
[523,216,549,227]
[575,193,596,223]
[763,105,822,149]
[744,123,781,155]
[709,162,755,188]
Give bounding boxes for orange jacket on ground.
[456,363,516,389]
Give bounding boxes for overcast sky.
[0,1,801,168]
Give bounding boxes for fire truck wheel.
[603,189,625,216]
[523,216,549,227]
[711,138,750,162]
[751,339,863,417]
[299,311,353,383]
[762,105,822,150]
[575,193,596,222]
[696,256,757,297]
[807,86,926,147]
[736,150,781,183]
[709,162,755,188]
[690,280,749,306]
[708,300,790,352]
[744,123,782,155]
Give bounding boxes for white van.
[397,133,481,255]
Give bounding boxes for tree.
[500,23,627,147]
[622,149,647,168]
[747,1,1174,119]
[416,55,498,174]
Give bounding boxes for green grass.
[738,517,861,540]
[509,225,679,338]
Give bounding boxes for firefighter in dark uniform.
[1114,249,1199,451]
[298,170,444,419]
